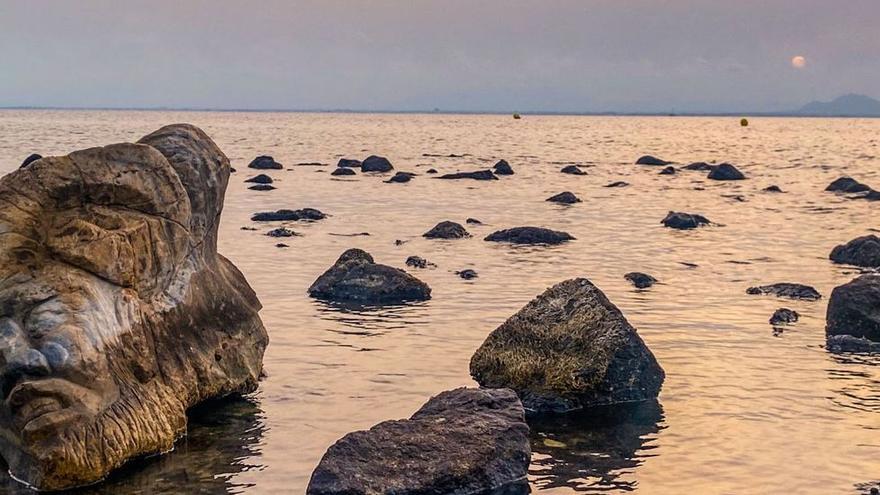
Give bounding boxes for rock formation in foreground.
[307,388,530,495]
[826,275,880,349]
[470,278,665,414]
[308,249,431,304]
[0,124,268,490]
[830,235,880,268]
[484,227,575,245]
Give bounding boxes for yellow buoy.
[740,118,749,127]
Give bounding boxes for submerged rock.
[423,220,471,239]
[337,158,361,168]
[457,269,478,280]
[244,173,273,184]
[248,155,283,169]
[470,278,665,414]
[683,162,714,171]
[405,256,434,269]
[308,248,431,303]
[485,227,575,245]
[826,335,880,353]
[267,227,298,238]
[466,217,483,224]
[437,170,498,180]
[830,235,880,268]
[494,159,515,175]
[763,185,783,193]
[361,155,394,173]
[625,272,658,289]
[707,163,746,180]
[661,211,711,230]
[306,388,530,495]
[770,308,799,325]
[747,283,821,301]
[385,171,415,183]
[248,184,276,191]
[826,275,880,343]
[826,177,871,193]
[560,165,587,175]
[636,155,670,166]
[251,208,326,222]
[605,181,629,188]
[426,168,438,174]
[330,167,356,176]
[659,166,676,175]
[20,153,42,168]
[546,191,581,204]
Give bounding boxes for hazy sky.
[2,0,878,112]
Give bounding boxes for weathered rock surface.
[337,158,361,168]
[485,227,575,245]
[244,173,273,184]
[826,177,871,193]
[661,211,711,230]
[385,171,415,183]
[330,167,356,176]
[308,249,431,304]
[636,155,670,166]
[659,166,676,175]
[248,155,283,169]
[424,221,470,239]
[625,272,658,289]
[470,278,665,413]
[493,159,515,175]
[361,155,394,173]
[20,153,42,168]
[747,283,821,301]
[251,208,326,222]
[707,163,746,180]
[306,387,530,495]
[770,308,799,325]
[546,191,581,204]
[830,235,880,268]
[437,170,498,180]
[560,165,587,175]
[826,275,880,342]
[0,124,268,490]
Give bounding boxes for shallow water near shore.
[0,110,878,494]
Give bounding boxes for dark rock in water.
[470,278,665,414]
[385,171,415,183]
[248,155,283,169]
[763,185,783,193]
[636,155,670,166]
[405,256,434,269]
[683,162,714,171]
[485,227,574,245]
[266,227,297,237]
[437,170,498,180]
[308,248,431,303]
[276,243,289,248]
[546,191,581,204]
[337,158,362,168]
[826,274,880,342]
[331,167,356,176]
[770,308,799,325]
[426,168,438,174]
[661,211,711,230]
[625,272,657,289]
[826,335,880,353]
[466,217,483,224]
[494,159,515,175]
[251,208,326,222]
[659,166,676,175]
[394,239,406,246]
[248,184,276,191]
[747,283,821,301]
[826,177,871,193]
[830,235,880,268]
[306,387,530,495]
[20,153,42,168]
[560,165,587,175]
[424,220,470,239]
[244,173,273,184]
[707,163,746,180]
[605,181,629,188]
[361,155,394,173]
[861,189,880,201]
[457,269,478,280]
[241,226,258,231]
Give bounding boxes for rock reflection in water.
[0,398,266,494]
[529,400,664,493]
[312,299,431,334]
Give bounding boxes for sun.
[791,55,807,69]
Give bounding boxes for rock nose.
[7,349,51,378]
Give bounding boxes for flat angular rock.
[248,155,283,169]
[493,159,515,175]
[826,177,871,193]
[770,308,799,325]
[636,155,670,166]
[661,211,711,230]
[331,167,356,176]
[437,170,498,180]
[546,191,581,204]
[251,208,326,222]
[306,387,530,495]
[560,165,587,175]
[747,283,821,301]
[244,173,273,184]
[625,272,658,289]
[308,249,431,304]
[485,227,574,245]
[470,278,665,414]
[424,220,470,239]
[361,155,394,172]
[830,235,880,268]
[826,275,880,342]
[707,163,746,180]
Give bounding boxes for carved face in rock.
[0,125,267,490]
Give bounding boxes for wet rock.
[331,167,356,176]
[747,283,821,301]
[426,168,438,174]
[248,155,283,169]
[276,243,289,248]
[560,165,587,175]
[308,248,431,303]
[826,274,880,342]
[251,208,326,222]
[266,227,298,237]
[385,171,415,183]
[20,153,42,168]
[424,221,470,239]
[337,158,361,168]
[826,177,871,193]
[826,335,880,353]
[683,162,714,171]
[244,173,273,184]
[661,211,711,230]
[770,308,799,325]
[830,235,880,268]
[605,181,629,188]
[306,388,530,495]
[248,184,276,191]
[636,155,670,166]
[470,278,665,414]
[546,191,581,204]
[437,170,498,180]
[763,185,783,193]
[361,155,394,173]
[466,218,483,224]
[457,269,478,280]
[707,163,746,180]
[861,189,880,201]
[625,272,657,289]
[405,256,434,269]
[485,227,575,245]
[493,159,514,175]
[659,166,676,175]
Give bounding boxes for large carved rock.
[470,278,664,414]
[308,249,431,304]
[307,387,530,495]
[0,124,268,490]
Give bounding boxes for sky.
[1,0,878,113]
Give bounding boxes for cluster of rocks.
[637,156,746,180]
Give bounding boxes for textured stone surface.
[307,387,530,495]
[830,235,880,268]
[424,221,471,239]
[470,278,665,414]
[661,211,711,230]
[747,283,821,301]
[308,249,431,304]
[826,275,880,342]
[484,227,574,245]
[0,124,268,490]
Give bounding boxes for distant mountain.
[795,94,880,117]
